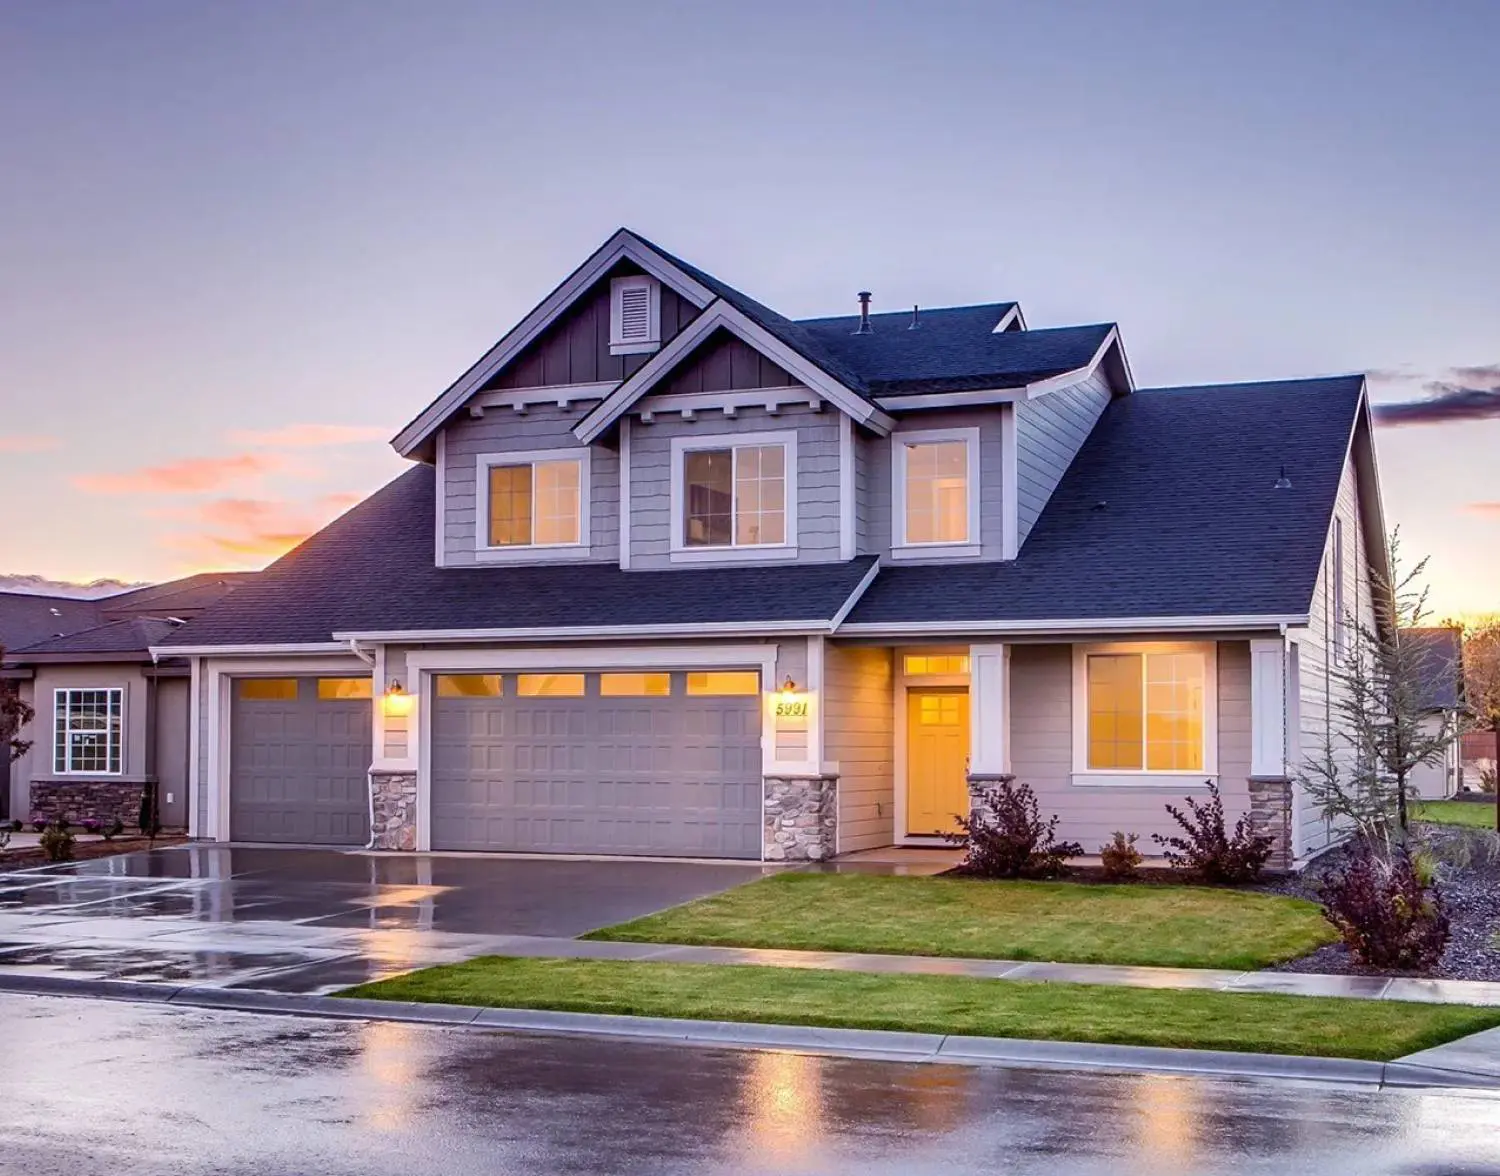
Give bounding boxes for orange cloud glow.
[73,453,282,495]
[0,434,61,453]
[1466,502,1500,517]
[229,423,391,448]
[163,493,362,567]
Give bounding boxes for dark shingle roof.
[1404,627,1464,711]
[0,593,104,654]
[13,617,182,658]
[160,467,878,646]
[847,375,1367,625]
[99,573,255,618]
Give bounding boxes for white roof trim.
[1023,326,1130,400]
[992,305,1025,332]
[836,613,1307,637]
[877,387,1028,411]
[829,558,881,631]
[148,642,351,657]
[332,620,833,643]
[391,230,715,457]
[574,300,894,444]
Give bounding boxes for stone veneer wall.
[1247,775,1293,871]
[965,773,1016,824]
[29,781,145,828]
[763,775,837,861]
[370,771,417,851]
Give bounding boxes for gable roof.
[12,617,183,660]
[157,466,879,648]
[844,375,1370,628]
[98,572,256,619]
[1404,627,1465,711]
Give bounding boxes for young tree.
[0,648,35,768]
[1461,617,1500,832]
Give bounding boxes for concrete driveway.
[0,846,766,994]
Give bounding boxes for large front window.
[481,453,584,549]
[674,434,794,552]
[53,688,123,775]
[1084,650,1207,772]
[894,428,979,549]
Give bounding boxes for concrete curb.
[0,974,1491,1091]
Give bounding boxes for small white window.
[669,432,798,562]
[476,449,590,559]
[891,427,981,555]
[610,276,661,355]
[53,687,124,775]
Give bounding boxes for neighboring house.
[1403,626,1465,798]
[152,229,1386,868]
[2,574,253,828]
[1462,730,1498,793]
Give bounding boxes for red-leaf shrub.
[1152,781,1273,884]
[946,779,1084,879]
[1320,845,1449,970]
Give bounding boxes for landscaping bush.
[1153,781,1273,884]
[39,818,75,863]
[101,817,124,842]
[30,814,46,833]
[81,819,101,835]
[946,779,1083,879]
[1099,832,1143,881]
[1320,844,1450,970]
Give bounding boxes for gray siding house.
[150,229,1387,868]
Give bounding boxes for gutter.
[330,620,834,644]
[835,613,1309,638]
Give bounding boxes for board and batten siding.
[440,404,619,566]
[1013,371,1114,545]
[654,329,795,396]
[1007,641,1253,852]
[1289,452,1375,857]
[824,643,895,852]
[627,404,842,568]
[859,408,1008,560]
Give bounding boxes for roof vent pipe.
[854,291,873,334]
[908,304,920,330]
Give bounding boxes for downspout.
[350,639,379,849]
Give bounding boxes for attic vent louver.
[854,291,873,335]
[609,275,662,355]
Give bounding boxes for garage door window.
[686,671,760,696]
[317,678,372,700]
[436,674,503,697]
[238,679,298,701]
[599,672,672,697]
[517,673,586,697]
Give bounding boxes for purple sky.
[3,0,1497,616]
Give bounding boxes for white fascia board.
[835,613,1308,638]
[149,642,351,658]
[992,305,1024,332]
[403,643,780,674]
[876,387,1028,411]
[331,620,832,644]
[828,560,881,631]
[1022,327,1127,401]
[391,231,714,457]
[574,301,893,444]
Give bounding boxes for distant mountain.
[0,574,149,599]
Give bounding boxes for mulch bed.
[0,835,188,873]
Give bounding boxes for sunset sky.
[3,0,1497,617]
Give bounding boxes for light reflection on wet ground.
[3,992,1500,1176]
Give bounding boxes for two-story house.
[153,229,1384,868]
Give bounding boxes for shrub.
[39,818,75,863]
[81,819,101,835]
[1320,844,1450,970]
[6,819,21,834]
[30,814,46,833]
[1099,831,1143,881]
[1153,781,1273,884]
[945,779,1083,879]
[101,817,124,842]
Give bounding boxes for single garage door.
[230,676,372,844]
[430,670,762,858]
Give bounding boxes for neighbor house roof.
[98,572,256,620]
[0,592,107,654]
[1403,627,1465,711]
[12,617,183,660]
[845,375,1370,626]
[157,467,879,646]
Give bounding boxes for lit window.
[901,438,970,545]
[435,674,502,698]
[317,678,372,700]
[484,456,583,548]
[683,443,787,548]
[1086,652,1205,772]
[517,673,586,697]
[237,679,298,701]
[599,672,672,697]
[686,671,760,696]
[903,654,971,676]
[53,688,123,775]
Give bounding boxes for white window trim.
[669,430,798,564]
[52,686,125,776]
[609,275,661,356]
[1070,641,1218,787]
[890,426,982,559]
[474,447,591,562]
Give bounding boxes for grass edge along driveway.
[341,956,1500,1062]
[582,872,1335,971]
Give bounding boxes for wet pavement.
[0,845,763,992]
[4,991,1500,1175]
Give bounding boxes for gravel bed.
[1258,824,1500,981]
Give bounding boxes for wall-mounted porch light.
[382,678,413,718]
[774,676,809,718]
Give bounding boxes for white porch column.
[969,643,1011,777]
[1249,637,1288,778]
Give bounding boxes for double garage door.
[228,669,763,858]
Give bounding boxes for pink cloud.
[1466,502,1500,517]
[229,424,391,448]
[73,453,282,495]
[0,434,61,453]
[163,493,362,566]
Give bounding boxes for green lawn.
[341,956,1500,1061]
[583,872,1336,971]
[1414,799,1500,830]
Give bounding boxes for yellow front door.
[906,688,970,836]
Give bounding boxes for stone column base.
[965,773,1016,826]
[1247,775,1293,870]
[763,775,837,861]
[369,770,418,851]
[29,781,145,829]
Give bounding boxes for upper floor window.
[54,687,123,775]
[669,432,798,562]
[477,449,589,557]
[1073,643,1217,781]
[892,427,981,554]
[610,275,661,355]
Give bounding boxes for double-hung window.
[53,687,123,775]
[477,449,589,557]
[671,432,796,560]
[1075,645,1215,780]
[892,428,980,555]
